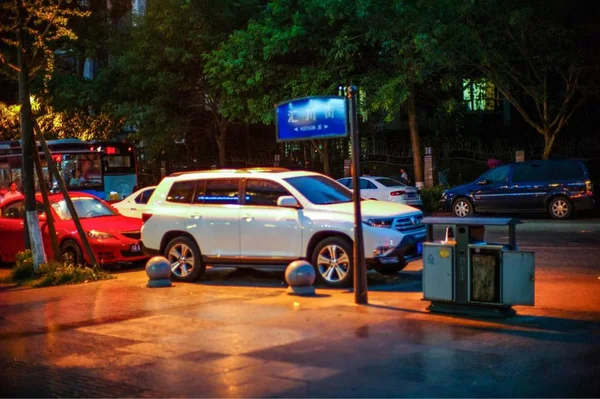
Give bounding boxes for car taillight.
[142,213,153,223]
[390,190,406,196]
[585,180,593,197]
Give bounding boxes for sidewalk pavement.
[0,264,599,398]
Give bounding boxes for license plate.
[131,243,141,252]
[407,193,416,198]
[416,242,423,255]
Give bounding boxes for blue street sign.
[275,96,348,142]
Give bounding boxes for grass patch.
[6,250,113,288]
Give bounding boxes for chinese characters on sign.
[275,96,348,142]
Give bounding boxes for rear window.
[166,180,196,203]
[375,178,406,187]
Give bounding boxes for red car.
[0,192,148,265]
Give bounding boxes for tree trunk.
[407,85,424,188]
[321,140,331,176]
[542,132,556,160]
[216,122,227,167]
[16,0,46,268]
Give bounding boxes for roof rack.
[168,167,290,177]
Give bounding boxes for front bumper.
[90,240,148,264]
[366,230,426,268]
[439,196,452,211]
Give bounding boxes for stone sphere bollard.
[285,260,316,296]
[146,256,172,288]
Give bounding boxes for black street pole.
[347,86,368,305]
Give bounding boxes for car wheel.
[311,237,354,288]
[452,198,474,217]
[164,236,205,282]
[374,262,407,275]
[61,239,84,265]
[549,197,572,220]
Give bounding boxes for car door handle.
[190,214,202,220]
[242,215,254,222]
[130,208,137,211]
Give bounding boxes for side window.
[550,161,583,181]
[137,189,155,204]
[166,181,196,204]
[338,179,351,188]
[512,163,543,183]
[202,179,239,205]
[360,179,376,189]
[481,165,510,184]
[1,200,23,219]
[245,179,290,207]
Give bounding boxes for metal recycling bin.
[422,217,535,317]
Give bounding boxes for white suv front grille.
[393,215,424,232]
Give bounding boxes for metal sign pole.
[347,86,368,305]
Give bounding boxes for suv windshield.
[284,175,353,205]
[51,197,117,220]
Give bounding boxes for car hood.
[77,215,143,233]
[319,200,422,218]
[445,181,476,195]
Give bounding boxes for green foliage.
[33,262,112,288]
[419,186,448,213]
[11,250,35,281]
[8,250,113,287]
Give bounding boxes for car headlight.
[363,218,394,228]
[87,230,114,240]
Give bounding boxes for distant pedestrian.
[400,168,410,185]
[1,181,22,203]
[487,158,502,169]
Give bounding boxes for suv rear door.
[187,178,241,260]
[509,162,549,211]
[240,178,302,259]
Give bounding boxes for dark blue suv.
[440,159,596,219]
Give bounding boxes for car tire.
[61,239,85,265]
[374,262,407,275]
[549,197,572,220]
[452,198,474,217]
[311,236,354,288]
[164,236,205,282]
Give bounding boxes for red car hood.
[77,215,143,233]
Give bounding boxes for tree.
[440,0,599,159]
[94,0,265,167]
[206,0,449,183]
[0,0,88,267]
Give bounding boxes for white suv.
[140,168,425,287]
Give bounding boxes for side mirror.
[38,212,47,222]
[277,195,300,208]
[477,179,489,185]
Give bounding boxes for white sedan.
[337,176,423,208]
[112,186,156,219]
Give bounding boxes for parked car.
[440,159,596,219]
[141,168,426,287]
[112,186,156,218]
[0,192,148,265]
[337,176,423,208]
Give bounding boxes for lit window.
[463,79,497,111]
